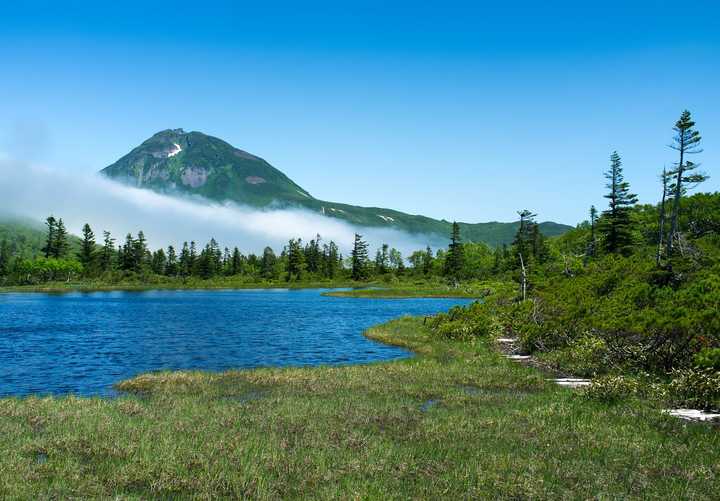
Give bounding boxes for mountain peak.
[100,129,313,205]
[100,130,572,246]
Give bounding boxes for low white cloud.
[0,158,440,255]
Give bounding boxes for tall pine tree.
[78,223,96,273]
[600,151,637,254]
[99,231,115,272]
[42,216,57,258]
[53,218,69,258]
[350,233,369,281]
[667,110,706,256]
[444,222,464,280]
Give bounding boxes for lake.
[0,288,472,397]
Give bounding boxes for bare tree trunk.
[519,252,527,301]
[656,170,668,266]
[667,139,685,257]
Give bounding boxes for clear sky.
[1,0,718,225]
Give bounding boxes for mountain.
[100,129,572,246]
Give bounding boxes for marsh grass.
[1,317,718,499]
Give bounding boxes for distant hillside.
[100,129,572,246]
[0,216,81,258]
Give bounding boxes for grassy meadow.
[1,316,718,499]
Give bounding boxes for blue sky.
[1,1,718,225]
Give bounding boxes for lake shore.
[0,279,488,298]
[1,316,718,498]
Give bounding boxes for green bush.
[541,335,610,377]
[583,375,642,403]
[693,348,720,371]
[667,368,720,410]
[430,303,499,341]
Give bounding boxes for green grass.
[322,287,482,298]
[1,317,718,499]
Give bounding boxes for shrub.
[667,368,720,410]
[430,303,499,341]
[693,348,720,371]
[583,375,642,403]
[541,335,610,377]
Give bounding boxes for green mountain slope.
[100,129,572,246]
[0,216,81,258]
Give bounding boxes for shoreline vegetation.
[0,278,489,298]
[1,316,718,498]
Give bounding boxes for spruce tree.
[166,245,178,276]
[286,238,305,281]
[134,231,149,272]
[667,110,706,256]
[444,222,464,280]
[188,241,198,275]
[179,242,191,277]
[512,210,537,300]
[53,218,69,258]
[261,246,277,279]
[304,235,321,274]
[121,234,136,271]
[350,233,369,281]
[588,205,598,257]
[78,223,96,273]
[323,241,340,279]
[601,151,637,254]
[151,249,167,275]
[422,246,433,275]
[230,247,244,276]
[99,231,115,272]
[42,216,57,258]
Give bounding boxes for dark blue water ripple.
[0,288,471,397]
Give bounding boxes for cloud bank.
[0,158,438,255]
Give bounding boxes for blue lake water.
[0,289,472,397]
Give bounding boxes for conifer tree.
[667,110,706,256]
[512,210,537,299]
[350,233,369,281]
[230,247,244,276]
[323,241,340,279]
[261,246,277,279]
[601,151,637,254]
[304,235,321,274]
[151,248,167,275]
[188,241,198,275]
[53,218,69,258]
[42,216,57,258]
[286,238,305,281]
[121,234,137,271]
[588,205,598,257]
[444,222,464,280]
[78,223,96,272]
[422,246,433,275]
[179,242,191,277]
[99,231,115,272]
[134,231,149,271]
[166,245,178,276]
